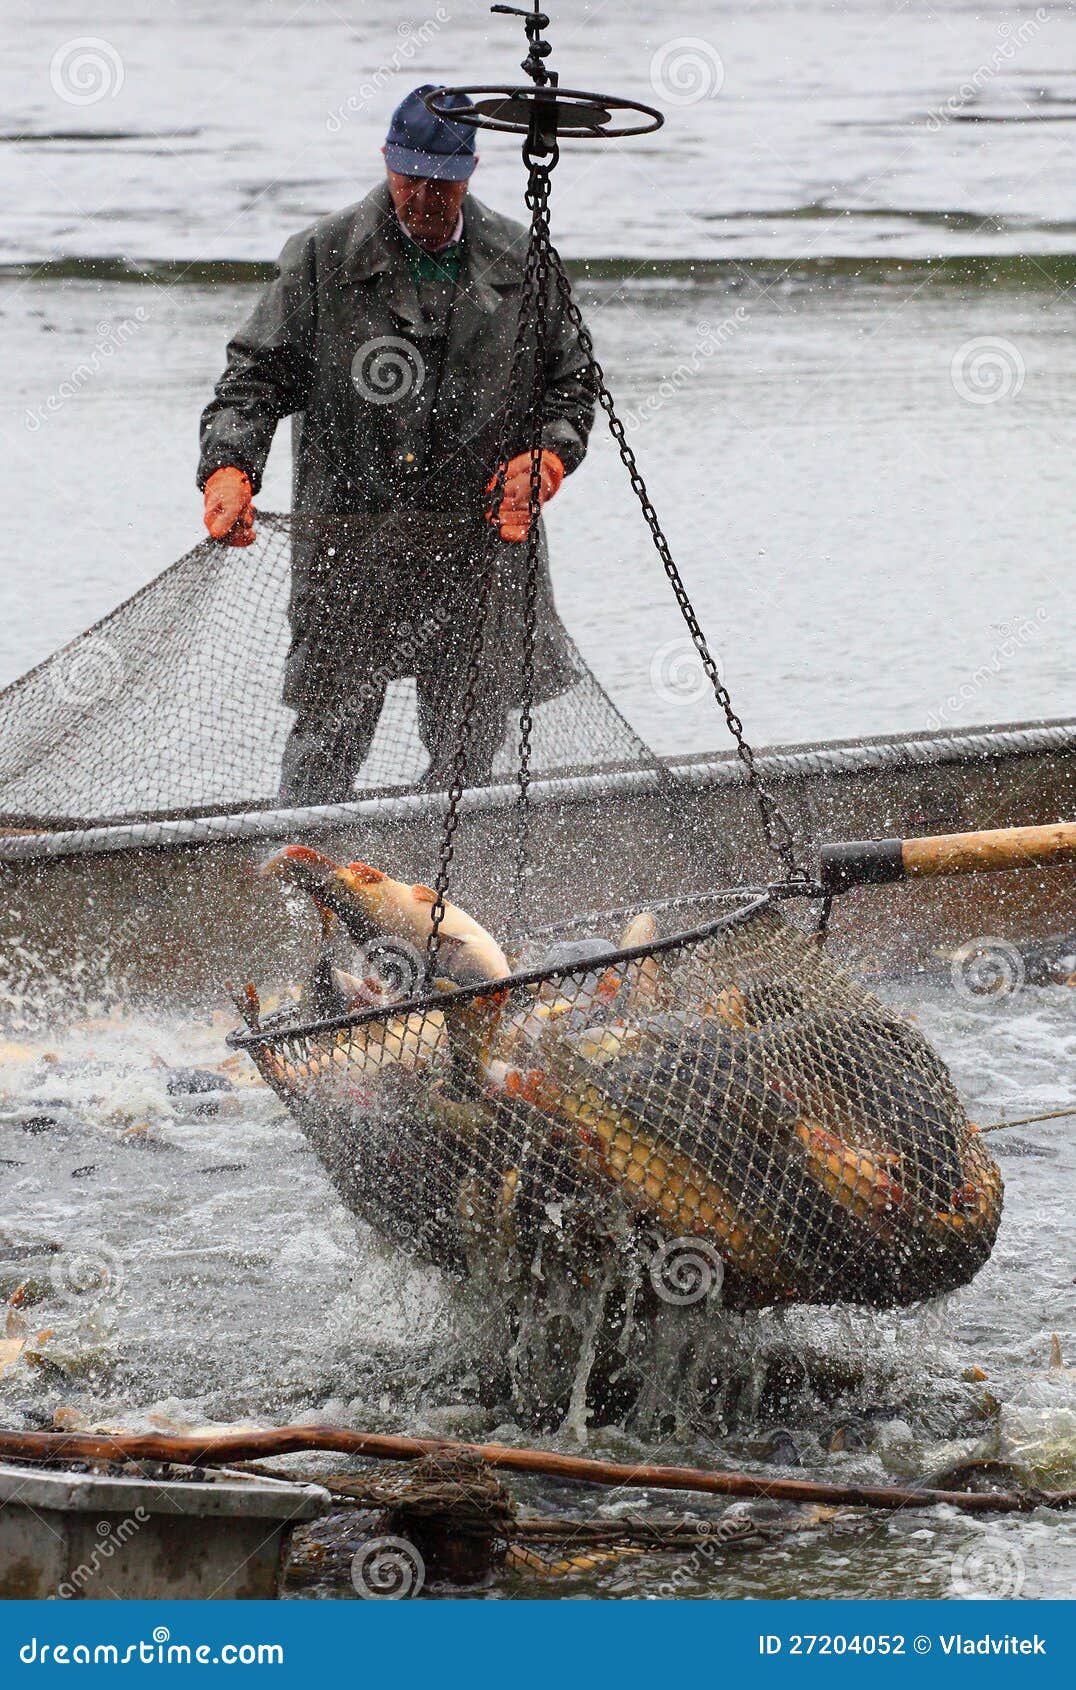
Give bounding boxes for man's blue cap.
[385,85,477,181]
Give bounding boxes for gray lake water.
[0,0,1073,1602]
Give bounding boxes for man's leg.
[415,666,507,792]
[279,681,388,807]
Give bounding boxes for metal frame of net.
[229,892,1002,1310]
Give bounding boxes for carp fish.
[259,845,510,987]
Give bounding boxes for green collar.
[402,236,463,286]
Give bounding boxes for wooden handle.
[821,821,1076,894]
[902,821,1076,878]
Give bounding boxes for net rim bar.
[1,716,1073,865]
[226,886,775,1052]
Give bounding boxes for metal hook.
[490,2,557,87]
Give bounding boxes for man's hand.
[487,449,565,542]
[203,466,256,546]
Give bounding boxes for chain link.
[510,165,553,937]
[545,247,804,882]
[428,137,805,979]
[425,166,552,978]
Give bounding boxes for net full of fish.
[231,847,1003,1310]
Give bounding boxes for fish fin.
[345,861,385,884]
[234,982,261,1031]
[1050,1333,1064,1370]
[5,1289,27,1340]
[412,884,437,902]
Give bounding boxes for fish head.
[259,845,380,942]
[259,843,340,893]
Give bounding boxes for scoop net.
[230,895,1002,1310]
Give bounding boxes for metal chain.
[425,172,551,980]
[429,127,803,981]
[510,163,553,938]
[422,545,500,983]
[545,246,803,882]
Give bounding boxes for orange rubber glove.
[487,449,565,542]
[203,466,255,547]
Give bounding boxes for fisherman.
[198,86,595,806]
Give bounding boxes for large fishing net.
[230,891,1002,1310]
[0,513,663,830]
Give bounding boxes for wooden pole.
[820,820,1076,894]
[0,1425,1070,1517]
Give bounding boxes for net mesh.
[0,513,665,828]
[234,896,1002,1310]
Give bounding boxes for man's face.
[385,164,470,250]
